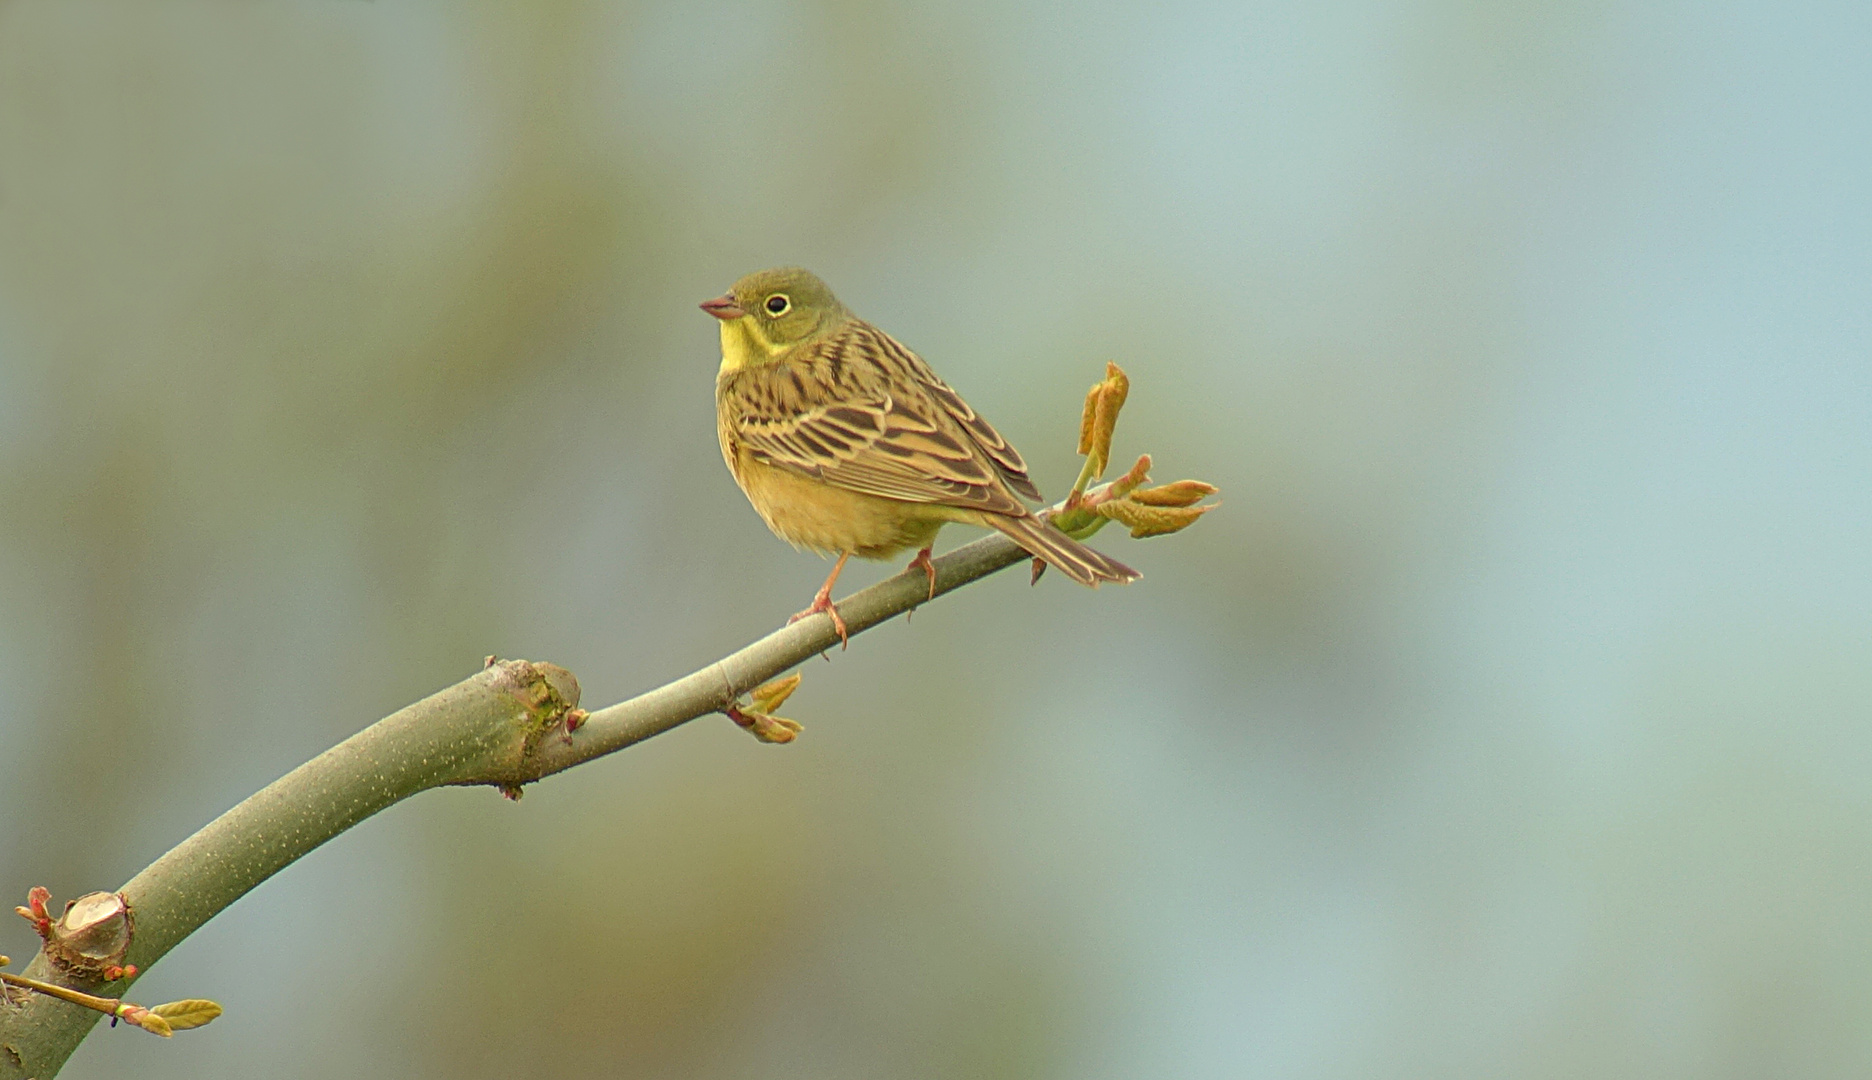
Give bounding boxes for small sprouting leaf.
[750,673,802,714]
[118,1005,173,1037]
[1095,499,1216,539]
[745,711,803,743]
[729,706,802,743]
[1083,363,1130,476]
[1109,454,1152,499]
[1130,480,1218,507]
[151,999,224,1031]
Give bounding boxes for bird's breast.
[727,449,947,559]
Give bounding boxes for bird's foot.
[788,590,849,649]
[905,546,937,601]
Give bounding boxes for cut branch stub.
[16,891,136,983]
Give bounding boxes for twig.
[0,966,172,1038]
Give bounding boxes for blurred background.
[1,1,1868,1076]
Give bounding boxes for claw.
[906,546,937,601]
[788,592,849,648]
[788,551,851,649]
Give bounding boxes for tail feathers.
[989,513,1139,587]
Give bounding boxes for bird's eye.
[765,294,791,315]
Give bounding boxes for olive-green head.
[701,267,851,368]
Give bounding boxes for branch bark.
[0,528,1040,1079]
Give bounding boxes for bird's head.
[702,266,849,370]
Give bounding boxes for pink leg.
[905,546,937,601]
[788,551,852,648]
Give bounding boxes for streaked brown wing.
[863,328,1045,502]
[727,352,1029,517]
[919,379,1045,502]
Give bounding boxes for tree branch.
[515,527,1038,778]
[0,528,1039,1079]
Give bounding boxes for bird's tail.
[989,513,1140,587]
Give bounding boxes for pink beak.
[700,294,745,320]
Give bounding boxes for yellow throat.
[718,317,785,374]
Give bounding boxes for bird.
[704,266,1138,646]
